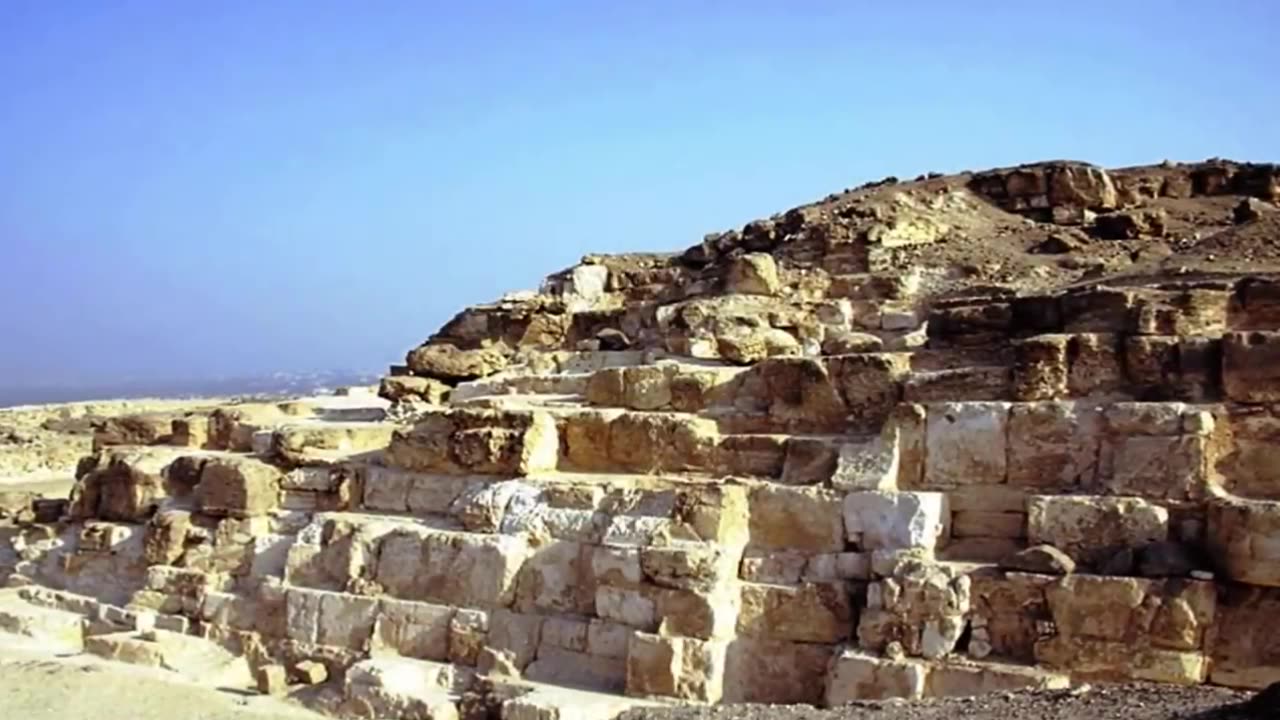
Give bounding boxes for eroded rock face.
[11,157,1280,717]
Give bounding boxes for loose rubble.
[3,158,1280,719]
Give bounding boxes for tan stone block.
[825,649,926,703]
[1026,495,1168,565]
[722,638,833,705]
[739,550,805,584]
[747,485,844,553]
[1224,331,1280,402]
[587,620,631,660]
[447,609,487,666]
[654,587,739,640]
[827,353,909,428]
[561,410,617,471]
[1100,434,1208,500]
[1035,637,1208,685]
[968,571,1054,662]
[1207,495,1280,587]
[924,402,1008,486]
[316,591,378,649]
[526,646,627,693]
[596,586,657,630]
[513,539,584,613]
[1066,334,1125,398]
[1012,335,1069,401]
[1006,402,1101,489]
[372,598,452,661]
[626,632,680,697]
[925,661,1069,697]
[1210,585,1280,689]
[844,491,948,551]
[736,582,852,643]
[1044,575,1146,641]
[194,456,281,518]
[673,485,749,546]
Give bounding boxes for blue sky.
[1,2,1277,386]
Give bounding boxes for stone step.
[84,629,253,687]
[825,649,1070,704]
[0,588,86,653]
[452,394,588,410]
[269,421,398,463]
[340,657,462,719]
[499,679,667,720]
[453,372,594,403]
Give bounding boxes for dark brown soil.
[620,684,1264,720]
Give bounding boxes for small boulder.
[405,343,509,383]
[1032,233,1085,255]
[999,544,1076,575]
[378,375,450,404]
[1234,198,1268,224]
[596,328,632,351]
[822,330,884,355]
[292,660,329,686]
[255,664,289,696]
[726,252,781,295]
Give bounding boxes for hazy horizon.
[3,2,1278,388]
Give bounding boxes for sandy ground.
[0,636,328,720]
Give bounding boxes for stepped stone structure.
[4,158,1280,718]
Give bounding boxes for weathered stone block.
[372,598,453,661]
[825,650,926,703]
[924,403,1008,486]
[747,485,844,553]
[1207,495,1280,587]
[722,638,833,705]
[195,456,281,518]
[1007,402,1101,489]
[1224,331,1280,403]
[844,491,948,551]
[736,582,853,643]
[1026,495,1168,566]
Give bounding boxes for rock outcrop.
[4,157,1280,717]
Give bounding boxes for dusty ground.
[0,639,326,720]
[619,684,1263,720]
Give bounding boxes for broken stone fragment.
[1000,544,1076,575]
[292,660,328,685]
[255,664,289,696]
[725,253,781,295]
[405,342,510,383]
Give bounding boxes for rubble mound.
[4,158,1280,718]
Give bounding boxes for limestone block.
[924,402,1008,486]
[361,465,414,512]
[374,530,529,608]
[925,662,1069,698]
[595,586,657,630]
[1060,288,1136,333]
[827,354,909,427]
[903,366,1012,403]
[1224,331,1280,402]
[803,552,870,582]
[539,617,588,653]
[653,586,739,640]
[752,357,848,432]
[378,375,450,404]
[317,591,378,649]
[739,550,806,585]
[625,632,680,697]
[1066,334,1125,397]
[825,650,927,703]
[780,437,839,486]
[592,545,644,586]
[255,664,289,696]
[385,409,558,475]
[736,582,853,643]
[195,456,281,518]
[372,599,453,661]
[1044,575,1146,642]
[1026,495,1168,566]
[747,485,845,553]
[830,427,900,491]
[721,638,833,705]
[486,609,543,670]
[526,646,627,693]
[673,485,749,546]
[640,543,732,592]
[1035,637,1208,685]
[405,342,509,382]
[1006,402,1101,489]
[715,434,786,478]
[587,620,631,660]
[1207,495,1280,587]
[513,540,586,614]
[448,609,488,666]
[586,366,673,411]
[725,253,781,296]
[71,449,174,522]
[1100,434,1209,500]
[561,410,617,471]
[608,413,719,474]
[407,473,480,515]
[844,491,948,551]
[968,571,1055,662]
[1211,585,1280,689]
[1012,335,1069,400]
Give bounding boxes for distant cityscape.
[0,369,384,408]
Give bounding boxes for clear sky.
[1,2,1277,387]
